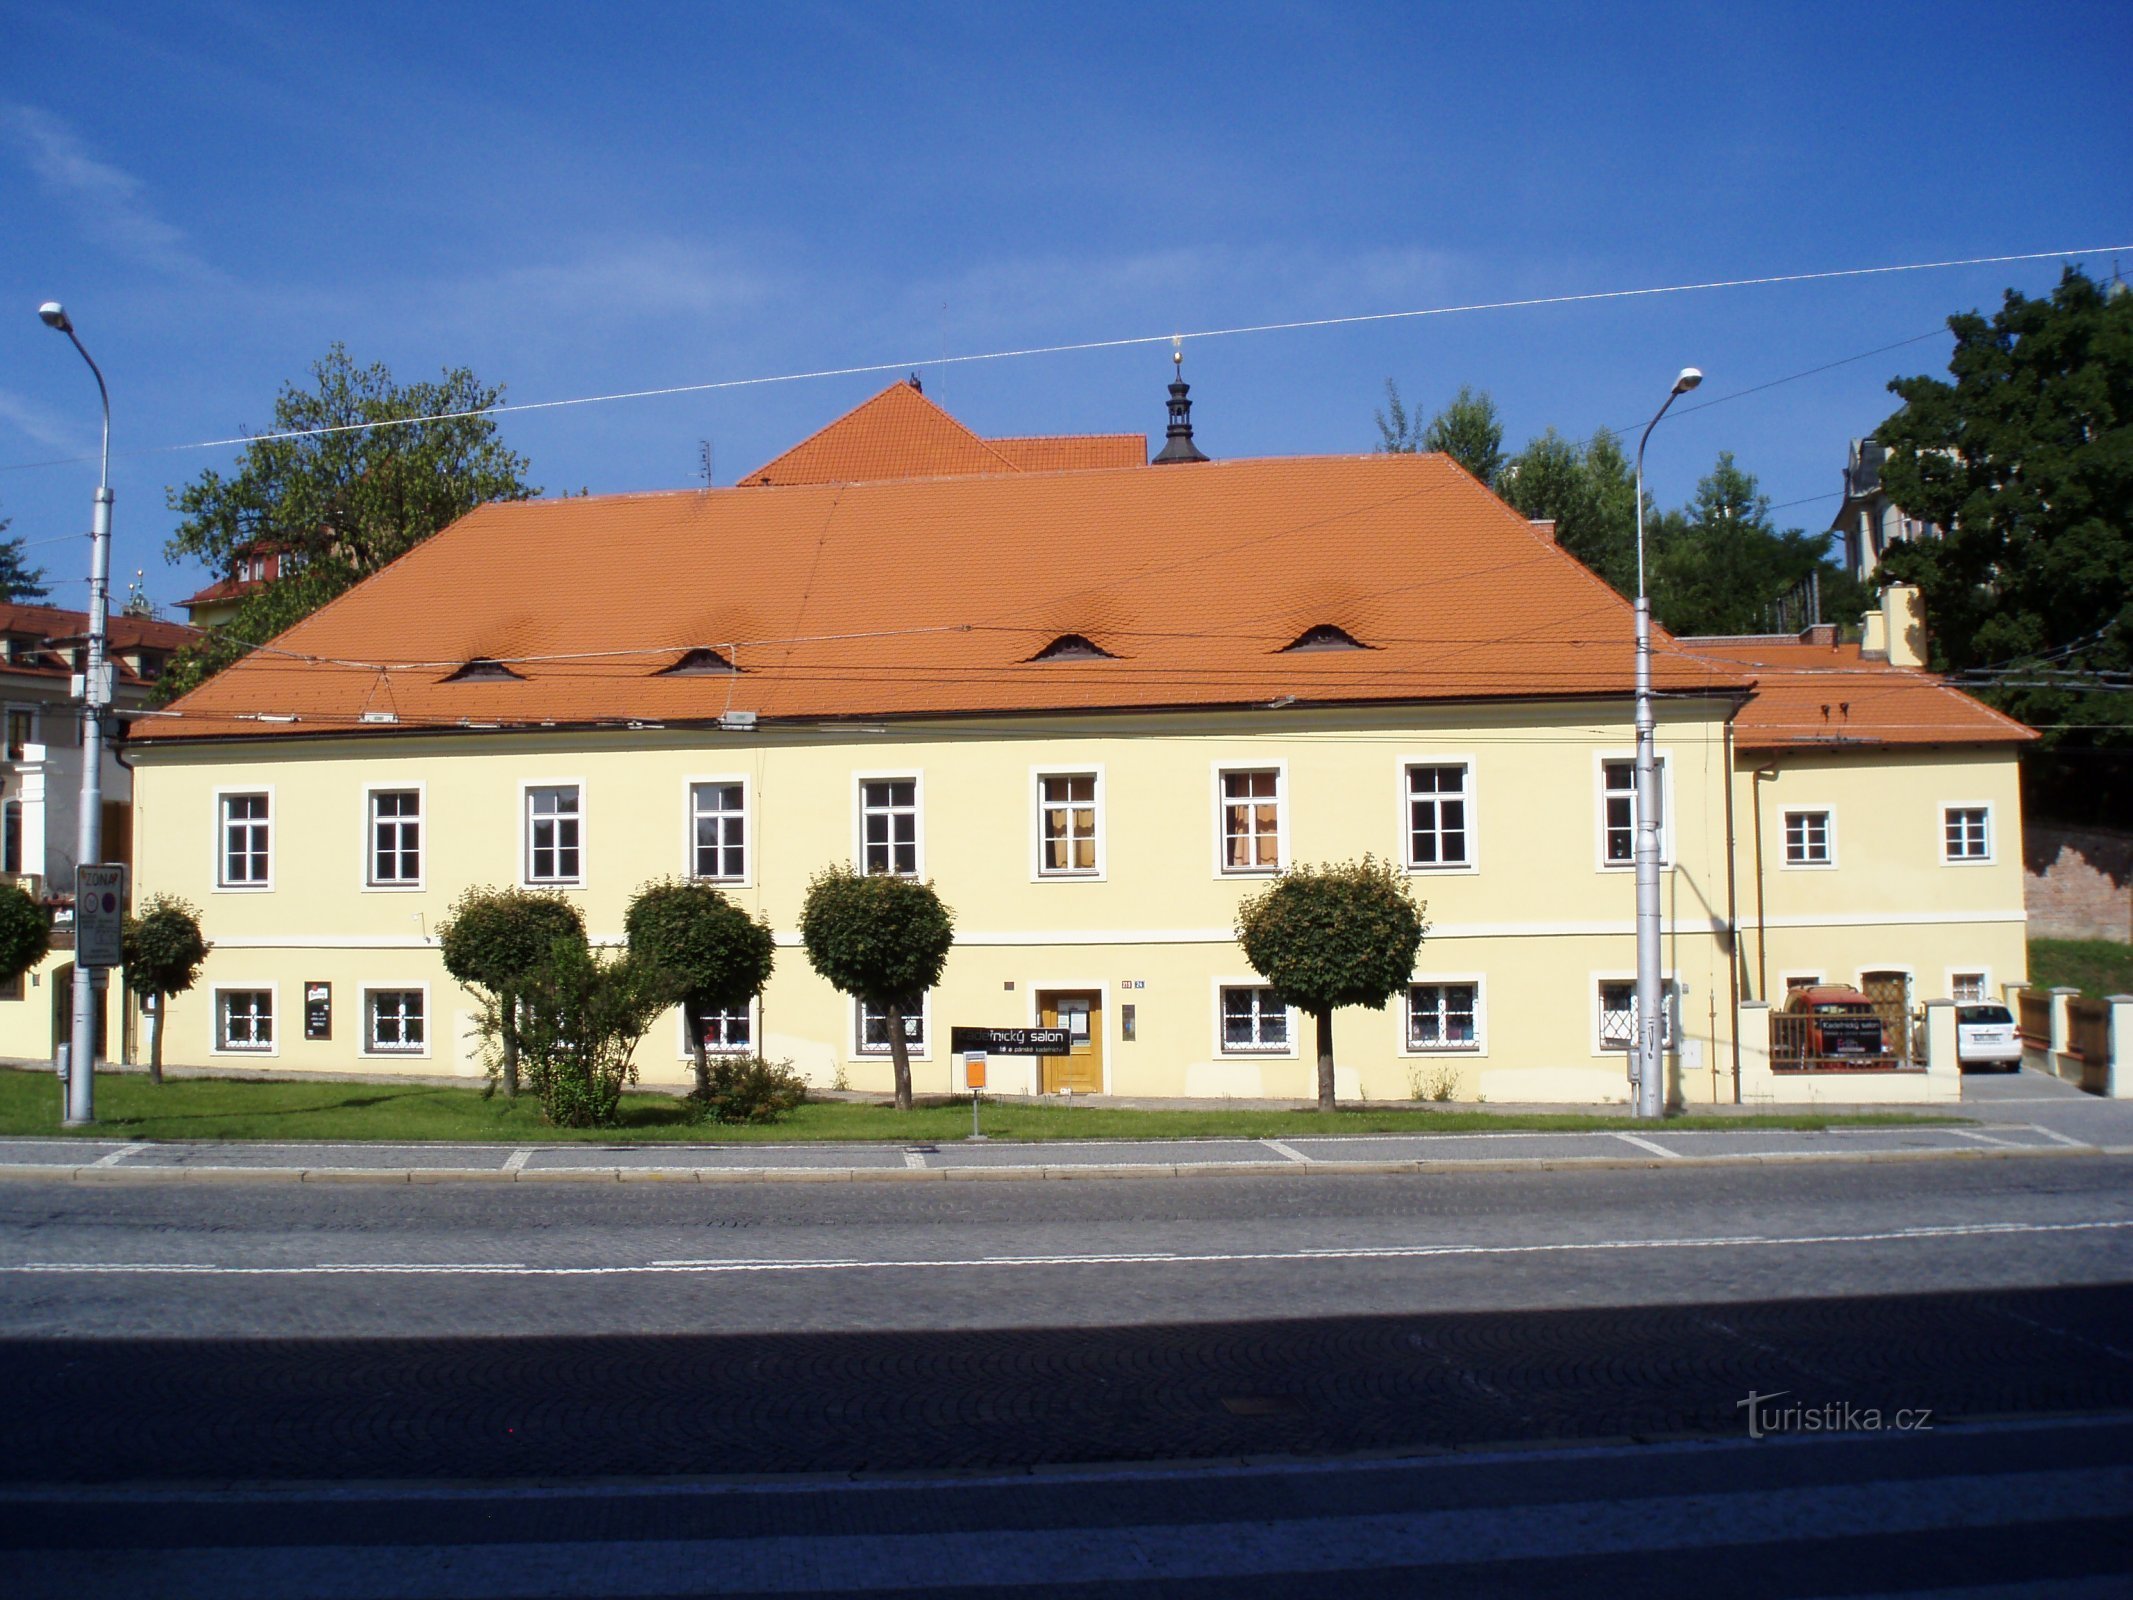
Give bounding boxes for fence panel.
[2017,990,2051,1046]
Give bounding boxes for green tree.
[502,939,670,1128]
[121,894,208,1084]
[1876,266,2133,814]
[0,882,51,993]
[1234,857,1426,1112]
[1377,382,1506,486]
[798,867,955,1112]
[1647,452,1838,636]
[435,887,586,1099]
[624,879,776,1101]
[1498,426,1644,595]
[159,346,536,700]
[0,504,50,603]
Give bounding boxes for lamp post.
[38,302,113,1128]
[1631,366,1701,1120]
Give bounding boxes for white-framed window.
[4,705,35,761]
[1216,766,1284,875]
[859,777,920,877]
[1404,763,1472,869]
[1951,971,1990,1003]
[685,997,754,1056]
[363,988,426,1055]
[1598,756,1668,868]
[1036,771,1102,878]
[1782,808,1833,867]
[1406,982,1481,1051]
[214,987,275,1053]
[856,995,929,1056]
[217,791,272,888]
[2,798,18,876]
[1782,973,1824,996]
[367,787,422,887]
[689,780,747,882]
[1597,978,1678,1053]
[1219,985,1290,1053]
[525,783,582,885]
[1943,805,1992,863]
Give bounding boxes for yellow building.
[85,382,2031,1104]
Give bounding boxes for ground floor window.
[365,989,425,1053]
[1220,986,1289,1053]
[857,998,926,1055]
[217,989,274,1052]
[1598,980,1676,1052]
[1407,983,1478,1050]
[1951,972,1989,1003]
[688,999,753,1054]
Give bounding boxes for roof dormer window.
[1027,634,1118,663]
[656,647,740,675]
[1279,624,1371,653]
[442,657,524,683]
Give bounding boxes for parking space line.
[501,1149,535,1173]
[87,1143,148,1168]
[1263,1140,1312,1164]
[1613,1132,1679,1159]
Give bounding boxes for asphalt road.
[6,1140,2131,1593]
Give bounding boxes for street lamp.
[1631,366,1701,1121]
[38,302,114,1128]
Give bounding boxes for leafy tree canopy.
[1376,381,1505,484]
[0,882,50,987]
[437,886,586,996]
[0,503,50,604]
[1647,452,1865,637]
[1498,426,1643,596]
[158,346,535,700]
[799,867,955,1111]
[122,893,209,1082]
[625,879,777,1100]
[1876,265,2133,756]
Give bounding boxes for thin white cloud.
[1,102,226,282]
[0,387,83,455]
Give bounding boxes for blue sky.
[2,1,2128,612]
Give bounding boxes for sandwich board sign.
[74,864,127,970]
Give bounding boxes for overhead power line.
[3,243,2125,475]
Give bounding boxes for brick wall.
[2024,822,2133,942]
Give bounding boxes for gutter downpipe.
[1723,714,1742,1103]
[1751,763,1779,1002]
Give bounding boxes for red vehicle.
[1781,985,1886,1059]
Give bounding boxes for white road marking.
[2027,1123,2096,1149]
[1948,1127,2025,1147]
[87,1143,148,1168]
[902,1150,928,1169]
[9,1217,2129,1278]
[1262,1140,1311,1164]
[1613,1132,1679,1158]
[501,1149,535,1173]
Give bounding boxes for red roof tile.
[1683,636,2034,750]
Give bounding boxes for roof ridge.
[738,382,1023,485]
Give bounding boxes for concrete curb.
[0,1142,2099,1187]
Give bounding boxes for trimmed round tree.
[624,878,776,1100]
[798,866,954,1112]
[121,894,208,1084]
[1235,856,1427,1111]
[0,879,50,997]
[436,886,587,1098]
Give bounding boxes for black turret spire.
[1151,347,1209,464]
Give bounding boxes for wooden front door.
[1037,990,1103,1094]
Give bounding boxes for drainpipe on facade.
[1751,765,1779,1001]
[1723,717,1743,1103]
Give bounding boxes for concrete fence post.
[1737,1001,1772,1104]
[2049,987,2081,1083]
[2108,996,2133,1101]
[1922,1000,1960,1085]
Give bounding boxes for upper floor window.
[5,708,34,761]
[1038,773,1100,877]
[2,799,20,876]
[1784,809,1832,867]
[1219,768,1283,874]
[1600,757,1666,867]
[368,789,422,886]
[690,781,747,881]
[526,785,582,884]
[219,793,271,887]
[860,778,918,876]
[1407,983,1479,1051]
[1944,806,1991,863]
[1220,985,1289,1053]
[1405,763,1470,868]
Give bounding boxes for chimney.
[1528,518,1557,544]
[1884,582,1928,667]
[1150,348,1209,465]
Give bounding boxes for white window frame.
[520,779,585,887]
[1400,976,1487,1056]
[852,992,932,1061]
[1941,803,1994,865]
[683,774,751,886]
[1591,971,1681,1056]
[210,983,279,1057]
[1212,977,1298,1058]
[359,984,431,1059]
[1594,752,1672,871]
[1947,969,1992,1004]
[677,996,760,1060]
[1211,760,1288,878]
[3,703,37,761]
[853,771,924,879]
[1398,757,1478,874]
[362,782,426,892]
[213,786,275,892]
[1030,765,1107,882]
[1779,805,1836,870]
[1780,971,1825,997]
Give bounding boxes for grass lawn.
[0,1068,1955,1144]
[2029,937,2133,997]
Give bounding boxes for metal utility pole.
[1632,366,1701,1120]
[39,302,113,1127]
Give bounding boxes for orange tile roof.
[736,381,1145,484]
[1683,636,2035,750]
[141,448,1760,741]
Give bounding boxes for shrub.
[437,887,586,1099]
[497,938,668,1128]
[0,882,50,993]
[696,1056,809,1124]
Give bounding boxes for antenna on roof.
[698,439,714,486]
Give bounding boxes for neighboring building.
[1831,438,1941,582]
[83,381,2032,1103]
[178,540,298,629]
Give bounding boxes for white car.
[1956,1004,2024,1070]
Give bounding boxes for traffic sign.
[75,864,127,970]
